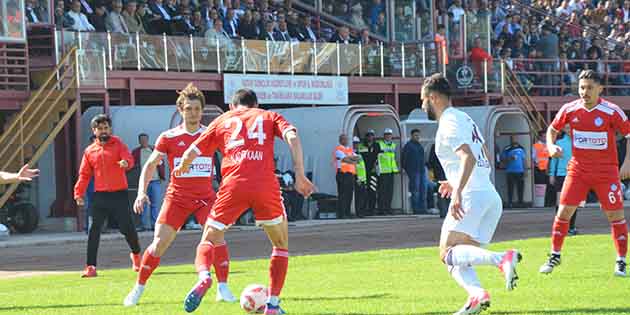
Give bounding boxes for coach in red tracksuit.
[74,114,141,278]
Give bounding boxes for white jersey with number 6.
[435,107,494,193]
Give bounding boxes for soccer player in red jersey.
[175,88,315,314]
[540,70,630,276]
[123,83,236,306]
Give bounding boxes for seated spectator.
[259,20,278,41]
[89,2,107,33]
[205,18,231,43]
[165,0,181,20]
[25,0,44,23]
[123,0,146,34]
[330,26,352,44]
[276,20,292,41]
[357,28,371,45]
[136,1,158,34]
[55,0,73,29]
[149,0,174,34]
[191,10,206,36]
[106,0,130,34]
[176,8,197,35]
[296,14,317,42]
[223,8,238,38]
[238,10,258,39]
[67,0,96,32]
[349,3,368,31]
[371,11,387,37]
[370,0,384,25]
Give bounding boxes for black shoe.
[567,228,578,236]
[539,253,561,274]
[615,259,627,277]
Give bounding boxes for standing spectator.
[334,134,359,219]
[358,129,379,216]
[353,136,368,218]
[536,24,559,96]
[123,0,146,34]
[370,0,385,25]
[67,0,96,32]
[548,128,577,235]
[106,0,130,34]
[296,14,317,42]
[372,11,387,37]
[402,129,426,214]
[501,135,527,208]
[349,3,367,30]
[377,128,399,214]
[449,0,466,23]
[132,133,165,231]
[55,0,73,29]
[435,24,449,66]
[74,114,141,278]
[470,36,493,81]
[532,132,550,185]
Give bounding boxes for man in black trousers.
[74,114,141,278]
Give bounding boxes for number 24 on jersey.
[225,115,267,149]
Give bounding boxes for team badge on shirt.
[611,184,618,191]
[594,117,603,127]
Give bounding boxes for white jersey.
[435,107,494,192]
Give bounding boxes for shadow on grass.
[287,293,391,302]
[0,301,177,312]
[153,270,245,276]
[301,307,630,315]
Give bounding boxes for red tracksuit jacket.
[74,136,134,199]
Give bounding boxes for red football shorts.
[157,196,214,230]
[560,167,623,211]
[206,187,286,230]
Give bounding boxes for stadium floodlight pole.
[358,41,363,77]
[422,42,426,77]
[241,38,247,74]
[380,41,384,78]
[290,41,294,75]
[483,59,488,93]
[313,40,318,76]
[136,32,141,71]
[107,31,113,71]
[401,42,406,78]
[336,41,340,76]
[216,37,222,74]
[190,34,195,73]
[266,39,271,74]
[163,33,168,72]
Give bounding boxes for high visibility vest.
[358,143,369,154]
[533,142,549,171]
[356,155,367,183]
[377,140,398,174]
[334,145,356,174]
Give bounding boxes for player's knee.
[152,239,169,257]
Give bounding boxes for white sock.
[447,245,504,266]
[267,295,280,306]
[218,282,228,290]
[618,256,626,262]
[134,284,145,291]
[198,270,211,280]
[449,265,485,296]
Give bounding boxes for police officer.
[353,136,368,217]
[358,129,379,216]
[376,128,399,214]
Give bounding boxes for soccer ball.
[240,284,268,313]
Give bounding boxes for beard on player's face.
[425,100,437,121]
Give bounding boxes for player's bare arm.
[284,129,315,198]
[173,146,199,177]
[0,163,40,185]
[450,144,477,220]
[134,151,164,214]
[546,126,563,158]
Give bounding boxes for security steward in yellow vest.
[358,129,379,215]
[376,128,399,214]
[334,134,359,219]
[353,136,368,217]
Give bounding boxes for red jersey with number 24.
[191,107,296,190]
[551,98,630,171]
[155,125,216,201]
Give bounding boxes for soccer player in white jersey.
[421,74,521,315]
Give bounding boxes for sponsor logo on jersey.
[611,184,618,191]
[594,117,603,127]
[573,130,608,150]
[231,150,264,163]
[174,157,213,178]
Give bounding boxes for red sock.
[269,247,289,297]
[611,219,628,258]
[195,242,214,273]
[551,217,570,253]
[137,245,161,285]
[213,243,230,283]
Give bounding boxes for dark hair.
[90,114,111,128]
[578,70,602,84]
[138,133,148,141]
[231,88,258,108]
[411,129,420,135]
[176,82,206,109]
[422,73,452,98]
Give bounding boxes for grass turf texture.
[1,235,629,315]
